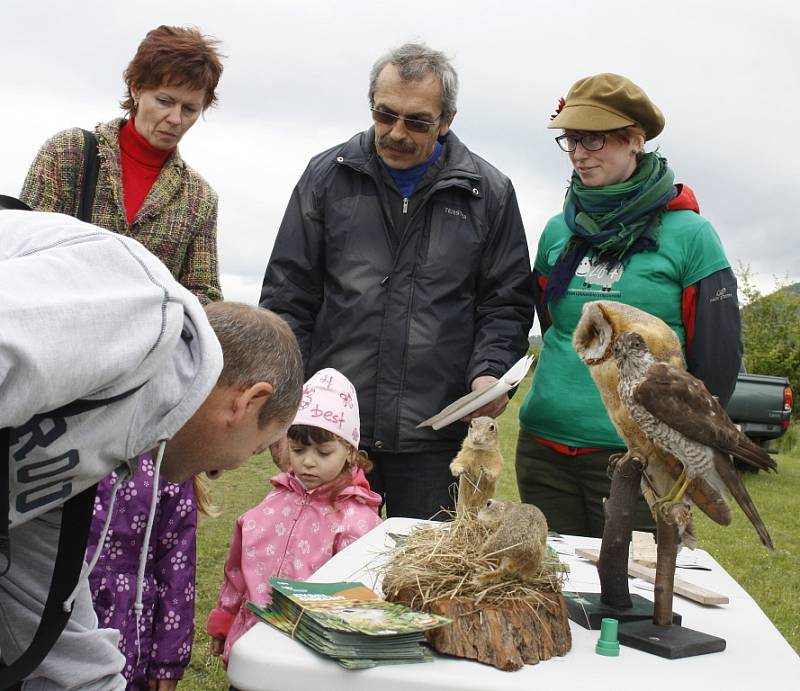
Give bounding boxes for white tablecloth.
[228,517,798,691]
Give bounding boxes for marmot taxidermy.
[475,499,548,586]
[449,416,503,516]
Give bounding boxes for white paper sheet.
[416,354,535,430]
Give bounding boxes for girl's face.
[288,438,351,490]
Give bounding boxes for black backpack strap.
[0,383,145,688]
[0,483,96,690]
[1,428,9,579]
[77,129,100,223]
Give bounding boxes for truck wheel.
[733,458,759,473]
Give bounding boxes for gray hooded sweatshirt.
[1,210,222,528]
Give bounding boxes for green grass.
[182,454,279,690]
[181,374,799,689]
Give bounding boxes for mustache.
[378,135,415,154]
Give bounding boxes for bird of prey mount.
[573,300,776,550]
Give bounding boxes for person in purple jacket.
[86,454,215,690]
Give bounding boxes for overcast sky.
[2,0,798,306]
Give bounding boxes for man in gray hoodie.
[0,208,304,689]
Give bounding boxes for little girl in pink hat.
[206,368,382,666]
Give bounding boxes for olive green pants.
[514,431,655,538]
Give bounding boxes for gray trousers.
[0,509,126,690]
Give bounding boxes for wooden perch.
[575,548,728,606]
[597,450,646,610]
[653,514,681,624]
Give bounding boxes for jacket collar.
[337,128,483,190]
[271,467,382,508]
[96,118,186,227]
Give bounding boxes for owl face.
[573,301,616,365]
[573,300,682,369]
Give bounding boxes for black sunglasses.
[371,107,442,134]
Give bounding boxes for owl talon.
[656,500,678,524]
[607,453,624,478]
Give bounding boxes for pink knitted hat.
[293,368,360,447]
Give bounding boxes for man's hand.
[269,436,290,471]
[211,636,225,656]
[147,679,178,691]
[460,375,508,421]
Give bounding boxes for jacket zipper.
[338,158,481,449]
[275,496,308,576]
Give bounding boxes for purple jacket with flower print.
[86,454,197,688]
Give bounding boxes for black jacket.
[260,129,535,452]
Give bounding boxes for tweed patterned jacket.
[20,118,222,303]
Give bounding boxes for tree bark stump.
[386,589,571,671]
[598,451,646,610]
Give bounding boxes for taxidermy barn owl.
[573,301,775,549]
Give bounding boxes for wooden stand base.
[618,620,726,659]
[387,590,571,671]
[564,591,681,630]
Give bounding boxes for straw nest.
[380,511,566,610]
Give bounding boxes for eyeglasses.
[371,107,442,134]
[555,133,607,152]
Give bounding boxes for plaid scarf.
[545,152,677,303]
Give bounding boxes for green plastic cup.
[596,617,620,656]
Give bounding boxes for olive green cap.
[548,73,665,141]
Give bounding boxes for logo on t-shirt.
[572,257,624,295]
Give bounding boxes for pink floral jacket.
[206,468,382,664]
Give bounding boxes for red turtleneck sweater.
[118,119,176,224]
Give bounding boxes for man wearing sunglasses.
[260,43,535,520]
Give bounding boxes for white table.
[228,517,799,691]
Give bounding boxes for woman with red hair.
[21,24,224,303]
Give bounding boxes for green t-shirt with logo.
[519,209,730,448]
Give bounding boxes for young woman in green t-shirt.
[515,73,742,537]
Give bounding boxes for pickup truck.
[725,370,793,448]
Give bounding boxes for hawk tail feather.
[713,452,774,550]
[731,440,778,473]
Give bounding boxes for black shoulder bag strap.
[77,129,100,223]
[0,196,31,211]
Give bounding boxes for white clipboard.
[416,354,535,430]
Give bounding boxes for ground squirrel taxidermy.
[475,499,548,586]
[449,416,503,516]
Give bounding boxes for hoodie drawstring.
[62,468,130,613]
[134,439,166,664]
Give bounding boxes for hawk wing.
[633,363,776,472]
